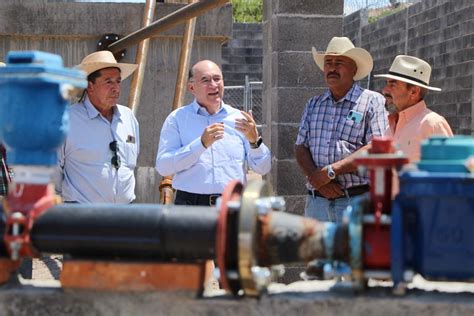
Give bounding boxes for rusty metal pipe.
[128,0,156,113]
[258,212,350,266]
[108,0,230,53]
[159,176,174,205]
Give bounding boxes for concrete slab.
[1,276,473,315]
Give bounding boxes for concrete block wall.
[262,0,339,284]
[0,0,232,203]
[222,23,263,86]
[263,0,343,216]
[344,0,474,135]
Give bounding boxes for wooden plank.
[61,260,205,292]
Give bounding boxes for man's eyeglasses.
[109,141,121,170]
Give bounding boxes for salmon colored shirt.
[387,100,453,163]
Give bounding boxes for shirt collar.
[398,100,427,121]
[83,95,122,121]
[321,83,362,103]
[191,99,229,116]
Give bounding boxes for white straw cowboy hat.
[76,50,137,80]
[0,62,5,67]
[374,55,441,91]
[312,37,373,81]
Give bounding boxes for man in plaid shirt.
[295,37,388,223]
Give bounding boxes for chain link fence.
[345,0,421,17]
[224,76,264,127]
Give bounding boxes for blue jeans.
[304,193,352,224]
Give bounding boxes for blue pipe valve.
[0,51,87,167]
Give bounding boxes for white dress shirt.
[54,95,139,203]
[155,100,271,194]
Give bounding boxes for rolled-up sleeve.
[295,99,312,147]
[366,93,389,142]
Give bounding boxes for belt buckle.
[209,194,220,206]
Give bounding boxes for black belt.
[175,190,221,206]
[308,184,369,200]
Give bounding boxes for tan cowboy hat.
[76,50,137,80]
[312,37,373,81]
[374,55,441,91]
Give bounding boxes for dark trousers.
[174,190,221,206]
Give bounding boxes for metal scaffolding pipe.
[128,0,156,114]
[108,0,230,53]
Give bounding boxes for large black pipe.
[1,204,218,261]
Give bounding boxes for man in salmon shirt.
[376,55,453,163]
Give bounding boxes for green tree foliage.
[232,0,263,23]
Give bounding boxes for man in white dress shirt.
[54,51,139,204]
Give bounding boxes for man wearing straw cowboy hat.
[376,55,453,163]
[54,51,140,204]
[295,37,388,223]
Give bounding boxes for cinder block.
[274,0,343,16]
[270,123,300,160]
[274,16,342,52]
[270,87,327,124]
[274,160,307,195]
[457,102,472,117]
[282,195,306,216]
[272,52,326,88]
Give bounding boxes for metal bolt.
[270,264,285,281]
[121,53,125,57]
[115,36,119,40]
[226,200,241,211]
[403,269,414,282]
[270,196,286,211]
[10,241,21,261]
[251,266,271,290]
[105,36,109,40]
[255,198,271,215]
[98,42,102,46]
[357,165,367,174]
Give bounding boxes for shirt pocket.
[123,142,138,168]
[338,118,363,144]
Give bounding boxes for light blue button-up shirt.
[54,96,139,203]
[155,100,271,194]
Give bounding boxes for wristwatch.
[326,164,336,180]
[250,136,263,149]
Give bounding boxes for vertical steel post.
[128,0,156,114]
[244,75,250,112]
[172,0,197,111]
[159,0,198,205]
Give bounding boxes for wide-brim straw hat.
[0,62,5,67]
[374,55,441,91]
[76,50,137,80]
[312,37,373,81]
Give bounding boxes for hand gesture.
[201,122,225,148]
[235,110,258,143]
[317,182,344,199]
[307,167,331,191]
